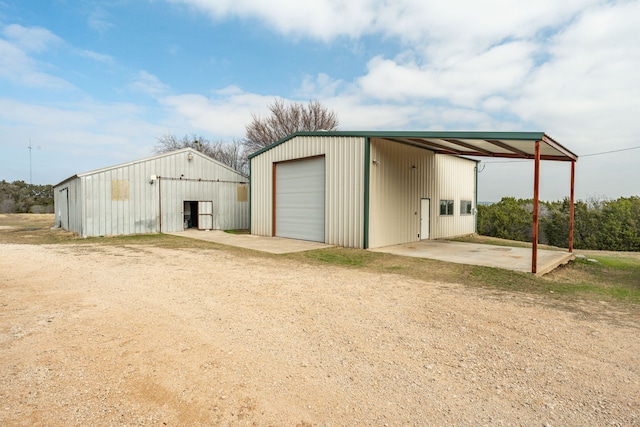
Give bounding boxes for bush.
[0,180,53,214]
[480,196,640,251]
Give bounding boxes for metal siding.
[55,149,248,237]
[368,138,437,248]
[250,136,365,248]
[54,177,84,236]
[432,155,477,239]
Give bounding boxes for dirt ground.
[1,242,638,426]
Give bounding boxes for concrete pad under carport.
[369,240,574,275]
[167,229,333,254]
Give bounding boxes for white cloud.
[129,71,170,96]
[512,1,640,152]
[0,38,74,89]
[75,49,115,64]
[0,24,75,89]
[0,97,164,183]
[167,0,595,51]
[2,23,62,52]
[168,0,378,41]
[87,7,114,34]
[357,40,539,107]
[160,87,274,137]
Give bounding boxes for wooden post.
[532,141,541,274]
[569,160,575,253]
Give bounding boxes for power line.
[480,145,640,164]
[580,145,640,157]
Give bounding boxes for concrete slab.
[167,229,333,254]
[369,240,574,275]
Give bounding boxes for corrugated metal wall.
[431,154,477,239]
[250,136,366,248]
[368,138,437,248]
[54,149,249,237]
[368,138,477,247]
[54,176,83,235]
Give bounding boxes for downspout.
[363,137,371,249]
[158,176,162,233]
[474,163,479,233]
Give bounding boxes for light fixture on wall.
[372,159,379,165]
[187,152,193,161]
[411,165,417,170]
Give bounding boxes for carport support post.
[569,160,575,253]
[532,141,541,274]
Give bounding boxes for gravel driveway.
[1,243,638,426]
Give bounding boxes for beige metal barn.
[54,148,249,238]
[249,131,578,266]
[250,131,479,249]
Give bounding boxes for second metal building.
[54,148,249,238]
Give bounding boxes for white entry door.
[198,201,214,230]
[420,198,430,240]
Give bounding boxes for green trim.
[475,164,479,233]
[247,130,551,160]
[248,158,252,234]
[363,137,370,250]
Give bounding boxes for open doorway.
[183,201,199,229]
[184,201,214,230]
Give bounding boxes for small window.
[440,199,454,216]
[460,200,473,215]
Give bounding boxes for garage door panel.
[275,157,325,242]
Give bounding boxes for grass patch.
[224,229,250,235]
[294,245,640,306]
[303,247,384,267]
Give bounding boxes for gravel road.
[1,243,638,426]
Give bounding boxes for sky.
[0,0,638,202]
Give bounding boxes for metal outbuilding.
[54,148,249,237]
[249,131,578,273]
[249,131,478,249]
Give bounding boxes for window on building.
[460,200,473,215]
[440,199,454,216]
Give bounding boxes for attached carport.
[379,131,578,274]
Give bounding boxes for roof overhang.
[249,131,578,161]
[252,131,577,162]
[383,132,577,162]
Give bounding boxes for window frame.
[460,200,473,215]
[439,199,454,216]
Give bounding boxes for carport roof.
[249,131,578,162]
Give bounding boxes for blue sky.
[1,0,638,202]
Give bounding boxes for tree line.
[0,180,54,214]
[477,196,640,251]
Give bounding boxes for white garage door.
[275,156,325,242]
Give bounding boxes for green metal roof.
[248,131,578,162]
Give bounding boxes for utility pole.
[28,139,33,184]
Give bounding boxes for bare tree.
[244,99,339,154]
[154,133,215,157]
[154,133,247,173]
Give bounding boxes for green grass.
[303,247,384,267]
[224,229,250,235]
[293,246,640,306]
